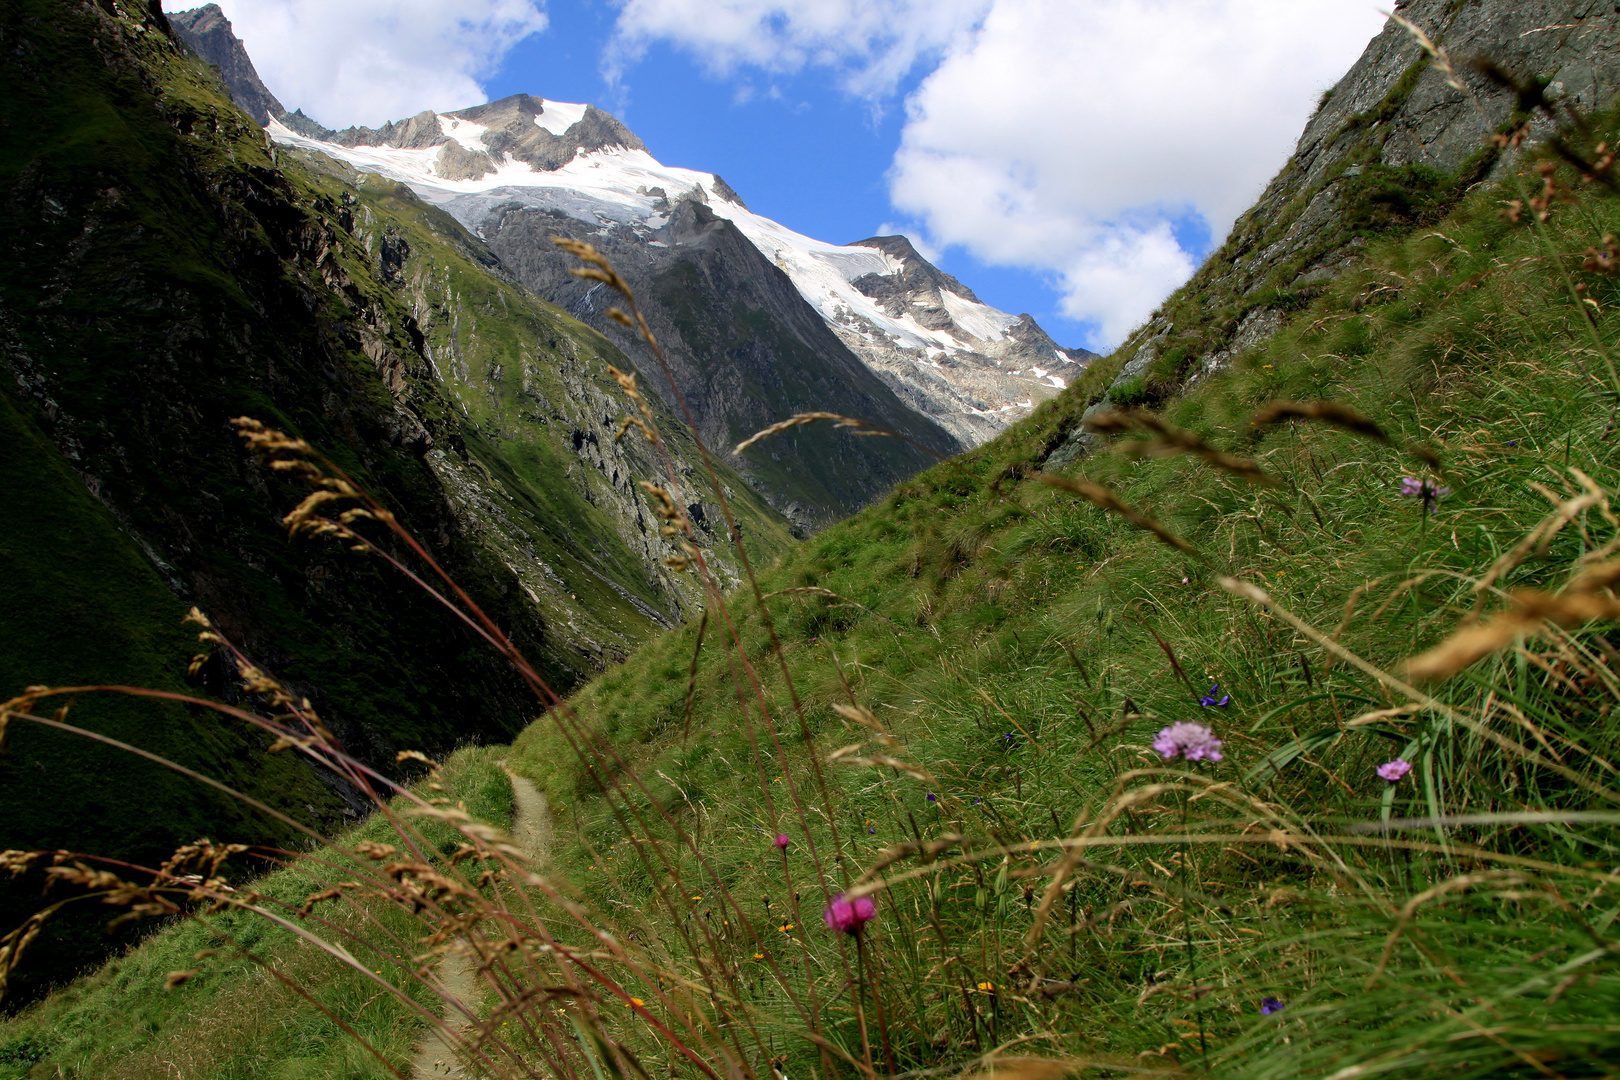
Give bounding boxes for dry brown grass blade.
[733,412,897,455]
[1471,471,1609,606]
[1569,557,1620,593]
[1085,410,1275,486]
[1365,871,1531,990]
[952,1058,1087,1080]
[1248,400,1389,442]
[1033,472,1201,558]
[1387,11,1467,94]
[1405,590,1620,682]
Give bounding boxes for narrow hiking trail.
[411,767,549,1079]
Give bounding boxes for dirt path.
[410,766,548,1079]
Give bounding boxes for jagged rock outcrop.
[302,94,649,177]
[1048,0,1620,463]
[166,3,284,125]
[839,235,1096,444]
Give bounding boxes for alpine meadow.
[5,1,1620,1079]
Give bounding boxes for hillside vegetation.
[8,13,1620,1080]
[498,112,1620,1075]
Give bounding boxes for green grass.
[0,0,790,997]
[0,746,513,1080]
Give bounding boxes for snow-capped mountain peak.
[266,98,1091,446]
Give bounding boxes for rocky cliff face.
[473,195,958,531]
[1049,0,1620,467]
[165,3,283,125]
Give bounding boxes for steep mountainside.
[0,0,787,996]
[478,195,959,528]
[1049,0,1620,464]
[258,109,972,528]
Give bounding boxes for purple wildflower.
[1398,476,1451,514]
[1153,721,1224,762]
[926,793,937,802]
[823,893,876,935]
[773,833,791,850]
[1198,683,1231,708]
[1260,997,1284,1015]
[1377,758,1412,782]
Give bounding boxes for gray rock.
[327,109,448,151]
[167,4,285,126]
[1101,0,1620,407]
[708,174,748,208]
[469,197,960,532]
[435,141,495,181]
[832,236,1094,446]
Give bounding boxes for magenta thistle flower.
[773,833,791,849]
[823,893,876,935]
[1153,721,1223,762]
[1377,758,1412,782]
[1398,477,1451,513]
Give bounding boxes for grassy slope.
[8,23,1620,1080]
[0,746,514,1080]
[504,134,1620,1075]
[0,382,343,994]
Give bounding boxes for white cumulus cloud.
[890,0,1390,346]
[196,0,548,128]
[602,0,1389,349]
[604,0,993,97]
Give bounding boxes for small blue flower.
[1260,997,1284,1016]
[868,828,875,834]
[1199,683,1231,708]
[926,793,937,802]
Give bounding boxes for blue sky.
[208,0,1390,351]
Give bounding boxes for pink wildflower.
[1152,721,1223,762]
[773,833,791,849]
[1377,758,1412,782]
[823,893,876,935]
